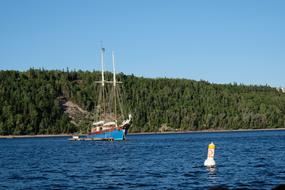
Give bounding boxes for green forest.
[0,69,285,135]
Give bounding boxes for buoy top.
[208,142,215,149]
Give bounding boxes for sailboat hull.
[87,129,126,141]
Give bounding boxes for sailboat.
[85,48,132,141]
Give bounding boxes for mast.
[101,48,105,87]
[101,48,106,120]
[112,51,117,125]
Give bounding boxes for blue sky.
[0,0,284,87]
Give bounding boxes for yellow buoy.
[204,142,216,167]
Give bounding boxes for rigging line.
[117,86,125,119]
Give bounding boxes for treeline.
[0,69,285,135]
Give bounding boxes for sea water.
[0,130,284,189]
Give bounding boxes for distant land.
[0,69,285,135]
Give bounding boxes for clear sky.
[0,0,284,87]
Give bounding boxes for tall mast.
[112,51,116,87]
[101,48,105,87]
[101,48,106,120]
[112,51,117,124]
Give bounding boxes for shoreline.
[129,127,285,135]
[0,134,72,139]
[0,128,285,139]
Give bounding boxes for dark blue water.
[0,130,284,190]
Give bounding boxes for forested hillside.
[0,69,285,135]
